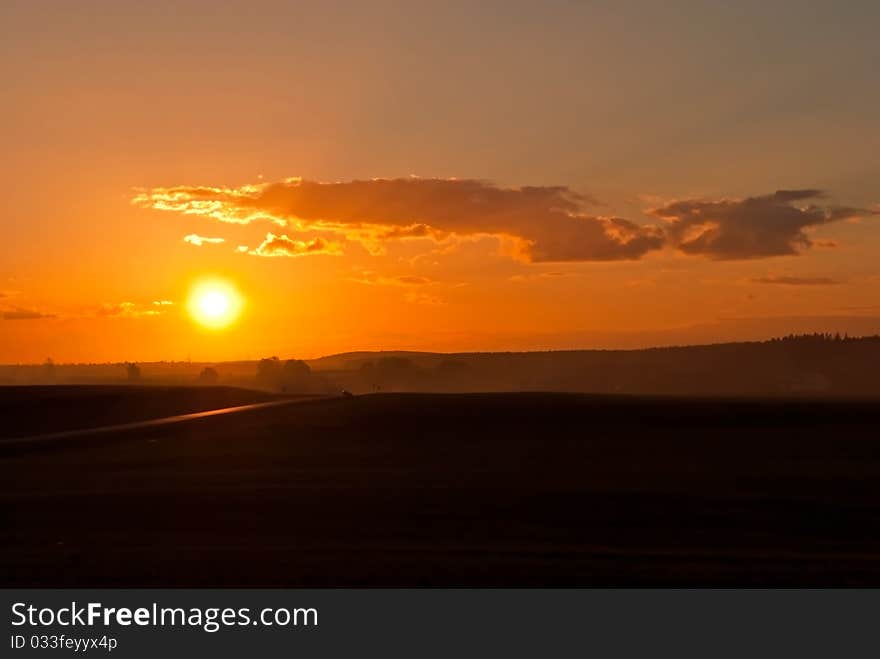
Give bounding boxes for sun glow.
[187,278,243,329]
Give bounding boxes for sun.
[187,278,243,329]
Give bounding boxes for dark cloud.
[374,224,437,240]
[1,308,54,320]
[136,178,665,262]
[651,190,871,260]
[751,276,841,286]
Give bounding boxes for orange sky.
[2,1,879,363]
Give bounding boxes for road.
[0,395,331,449]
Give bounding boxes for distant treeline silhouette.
[333,334,880,396]
[253,357,335,394]
[768,332,861,343]
[3,334,880,397]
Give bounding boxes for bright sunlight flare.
[187,278,243,330]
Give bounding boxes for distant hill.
[2,334,879,397]
[305,350,442,372]
[314,334,880,397]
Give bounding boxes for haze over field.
[3,334,879,398]
[2,1,879,363]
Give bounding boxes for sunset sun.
[187,279,243,330]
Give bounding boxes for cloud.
[404,291,446,305]
[509,271,573,282]
[1,307,54,320]
[132,183,280,225]
[183,233,225,246]
[350,271,434,287]
[751,276,841,286]
[136,180,872,263]
[248,233,342,258]
[135,177,665,262]
[650,190,872,260]
[395,275,433,285]
[350,270,446,304]
[98,301,165,318]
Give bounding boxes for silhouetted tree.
[280,360,312,392]
[198,366,219,385]
[256,357,313,392]
[125,362,141,382]
[43,357,56,383]
[283,359,310,380]
[256,357,282,389]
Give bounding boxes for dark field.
[2,388,880,586]
[0,385,283,439]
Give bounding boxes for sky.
[1,0,879,363]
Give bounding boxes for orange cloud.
[248,233,342,258]
[136,177,664,262]
[136,180,873,262]
[509,271,573,282]
[183,233,225,246]
[98,301,169,318]
[132,184,280,225]
[404,291,446,306]
[349,271,434,287]
[349,270,445,304]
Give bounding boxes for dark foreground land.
[0,386,284,439]
[2,388,880,586]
